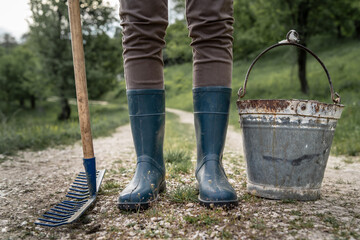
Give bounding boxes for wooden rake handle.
[68,0,94,159]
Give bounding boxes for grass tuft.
[168,185,198,203]
[164,112,195,176]
[165,149,192,174]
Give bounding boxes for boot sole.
[198,196,238,209]
[118,181,166,211]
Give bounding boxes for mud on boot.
[118,90,166,211]
[193,87,238,208]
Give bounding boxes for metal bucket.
[236,31,344,200]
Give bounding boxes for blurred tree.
[164,19,192,65]
[14,44,51,108]
[283,0,359,93]
[172,0,185,19]
[0,49,19,107]
[233,0,359,94]
[353,1,360,39]
[83,30,123,98]
[29,0,120,120]
[0,43,47,109]
[0,33,18,52]
[164,1,190,65]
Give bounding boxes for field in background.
[0,102,129,156]
[164,38,360,156]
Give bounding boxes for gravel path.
[0,108,359,239]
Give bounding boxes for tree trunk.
[296,0,310,94]
[55,3,71,121]
[297,47,308,94]
[336,25,343,39]
[355,20,360,39]
[58,97,71,120]
[30,95,36,109]
[19,98,25,107]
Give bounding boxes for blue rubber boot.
[118,89,166,210]
[193,87,238,208]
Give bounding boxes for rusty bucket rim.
[236,99,345,108]
[236,99,344,120]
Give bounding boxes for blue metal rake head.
[35,159,105,227]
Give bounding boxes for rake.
[35,0,105,227]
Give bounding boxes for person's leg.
[186,0,238,208]
[118,0,168,210]
[120,0,168,89]
[186,0,234,88]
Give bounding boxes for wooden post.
[68,0,94,159]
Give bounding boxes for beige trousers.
[119,0,234,89]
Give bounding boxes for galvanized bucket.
[237,31,344,201]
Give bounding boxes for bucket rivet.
[301,105,306,111]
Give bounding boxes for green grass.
[240,193,262,203]
[164,63,193,112]
[164,112,195,176]
[168,185,198,203]
[288,218,314,230]
[250,218,266,230]
[165,148,192,174]
[99,180,121,196]
[0,101,129,155]
[317,213,341,229]
[102,180,121,190]
[164,38,360,156]
[162,111,198,204]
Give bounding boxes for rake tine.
[65,195,89,200]
[71,185,88,189]
[54,206,78,212]
[79,171,100,174]
[49,208,72,214]
[76,177,87,181]
[67,191,89,197]
[42,214,71,221]
[35,221,68,227]
[45,211,72,218]
[72,182,88,186]
[57,203,76,209]
[69,188,89,193]
[60,201,79,207]
[63,200,87,204]
[57,202,79,208]
[67,192,89,198]
[38,218,68,224]
[74,179,87,183]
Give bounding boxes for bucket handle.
[237,30,341,104]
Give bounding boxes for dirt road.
[0,108,359,239]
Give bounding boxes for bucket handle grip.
[238,30,341,104]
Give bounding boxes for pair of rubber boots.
[118,87,238,210]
